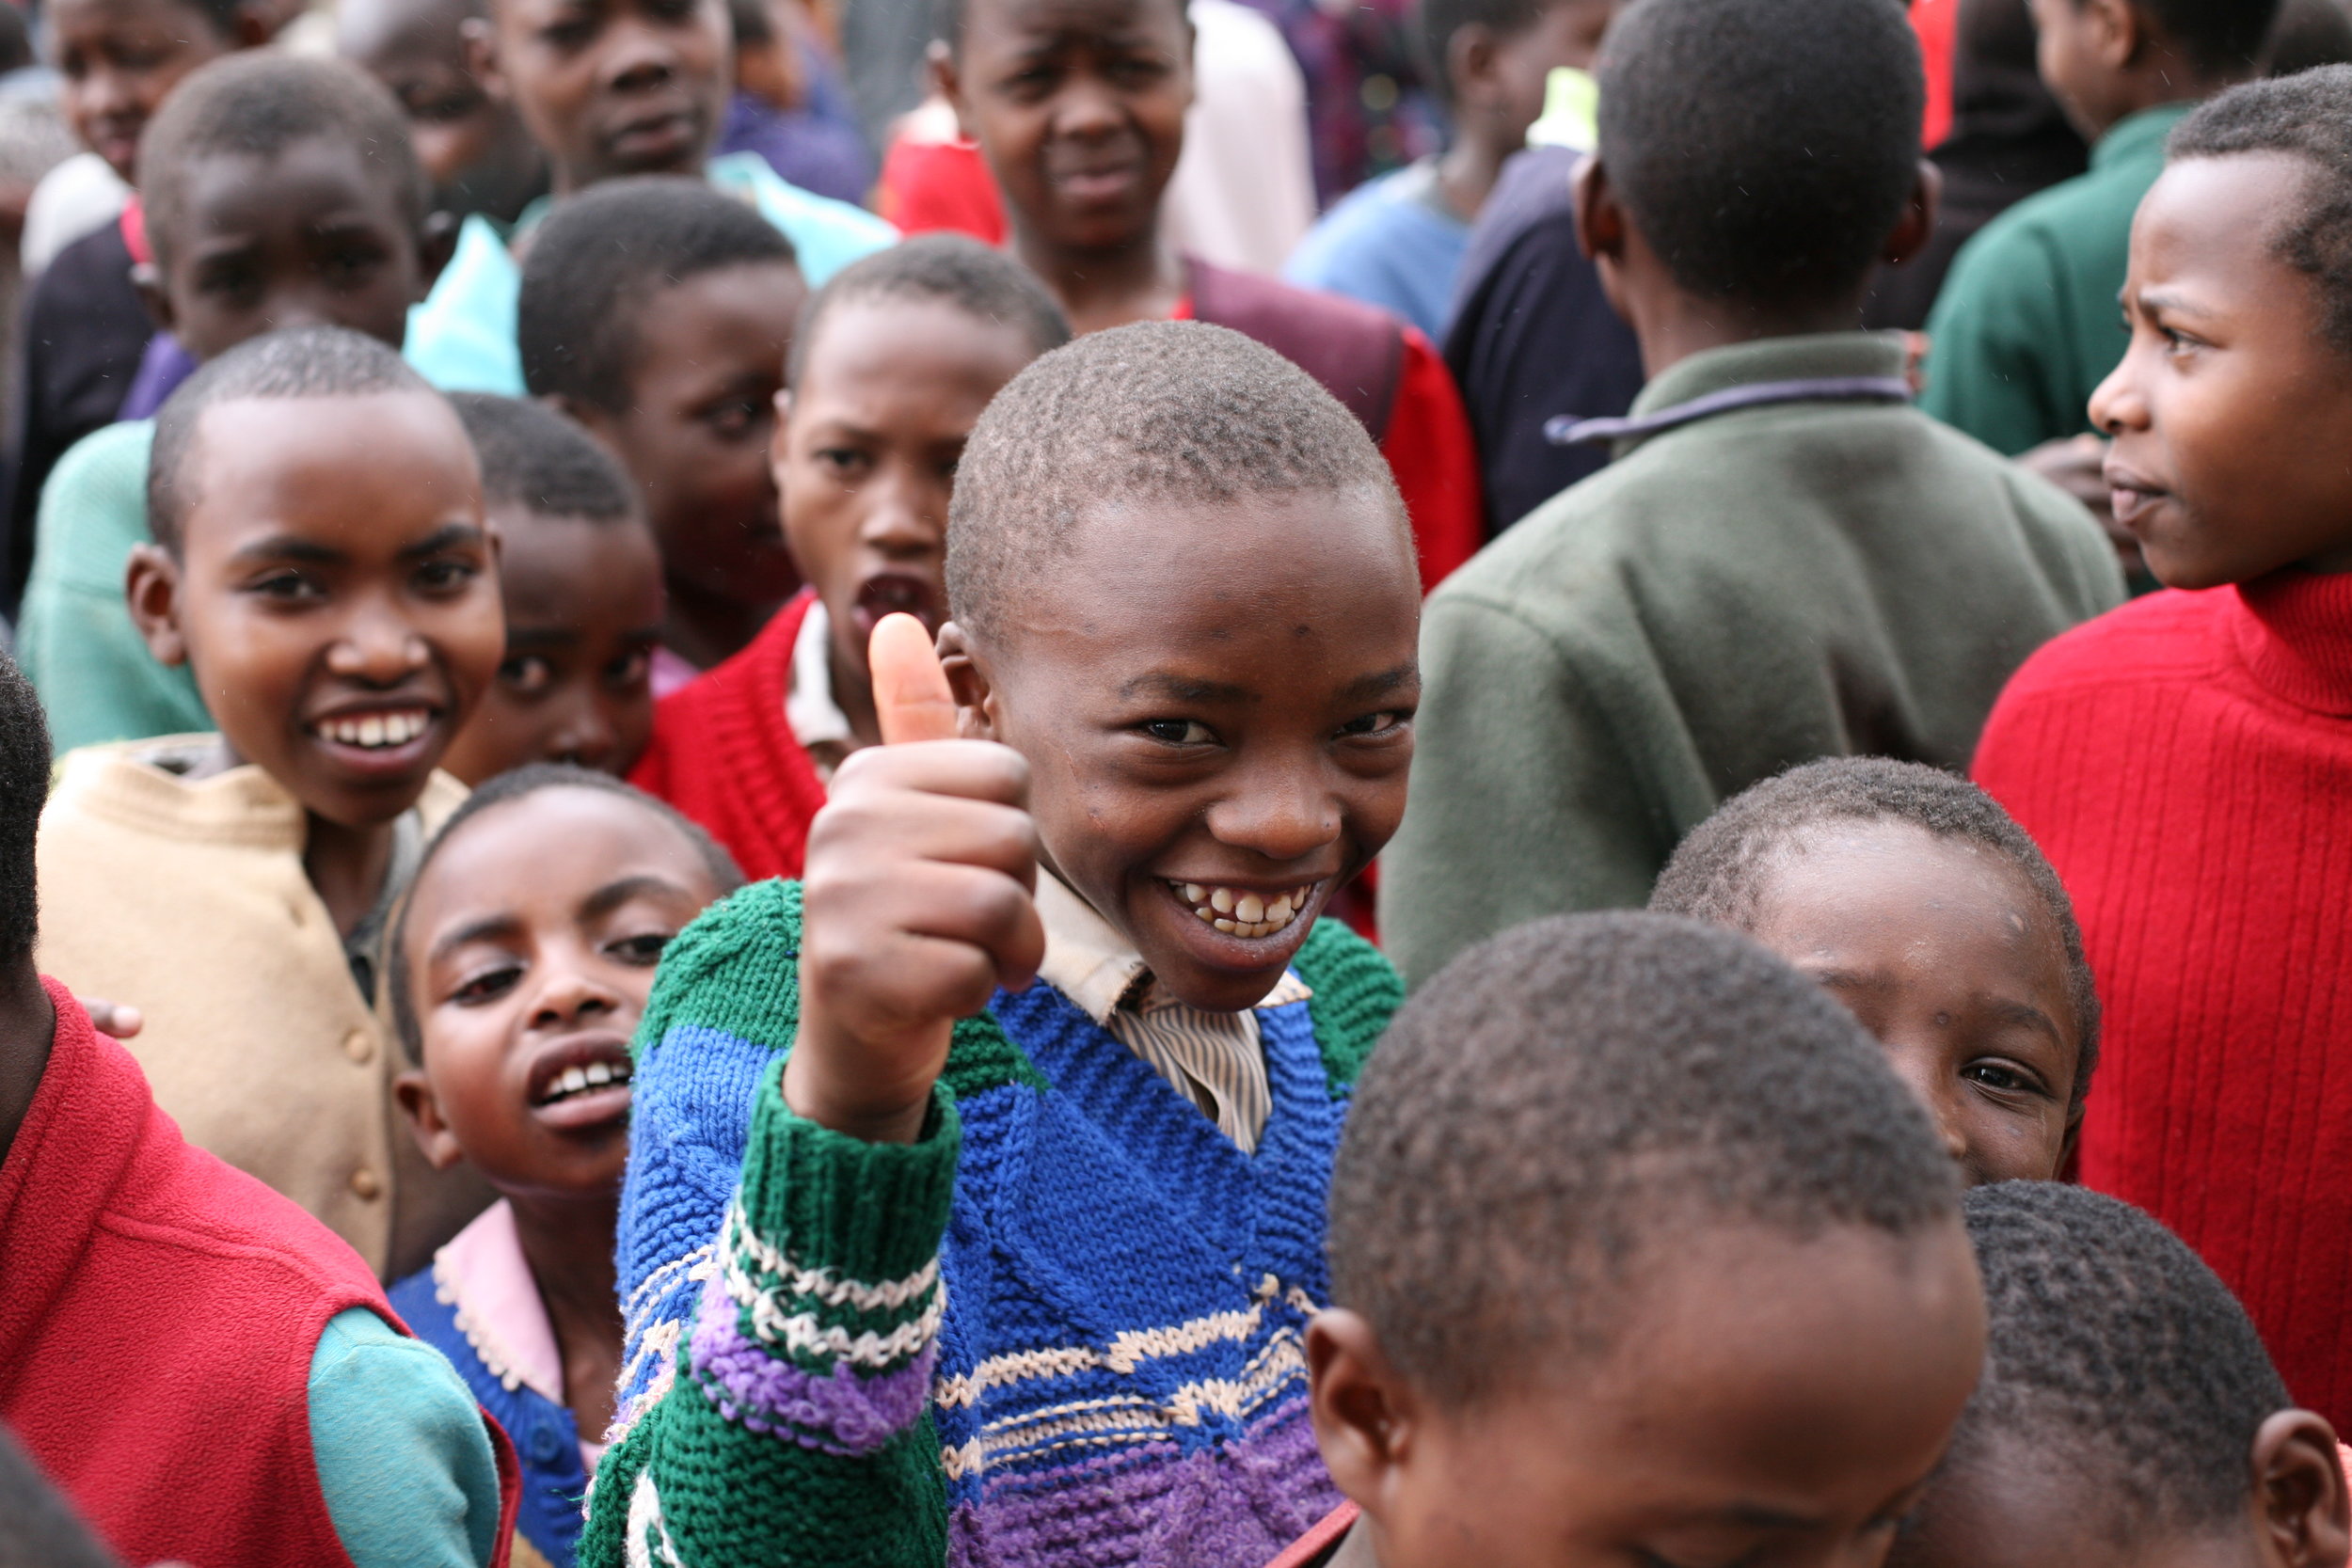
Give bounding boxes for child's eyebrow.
[398,522,491,559]
[228,534,347,567]
[2127,288,2215,323]
[1987,997,2065,1044]
[426,911,524,966]
[1338,661,1418,702]
[505,626,582,650]
[580,874,696,921]
[1117,672,1253,705]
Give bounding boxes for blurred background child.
[441,394,663,784]
[336,0,548,230]
[389,766,740,1568]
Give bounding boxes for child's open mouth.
[534,1058,632,1104]
[310,707,432,750]
[1168,880,1317,941]
[526,1036,637,1132]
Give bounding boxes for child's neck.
[665,578,787,672]
[1435,130,1515,224]
[1010,218,1188,337]
[1626,283,1871,382]
[507,1185,624,1444]
[303,813,402,941]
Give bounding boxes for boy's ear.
[131,261,174,335]
[2250,1410,2350,1568]
[124,544,190,668]
[1305,1308,1419,1515]
[933,620,999,741]
[1880,159,1943,269]
[1446,24,1501,113]
[230,0,278,47]
[392,1068,469,1171]
[417,211,461,296]
[928,41,974,141]
[770,386,795,480]
[2083,0,2145,69]
[1572,153,1636,324]
[465,16,512,104]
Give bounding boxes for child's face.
[145,136,434,363]
[581,259,806,613]
[1743,821,2081,1187]
[942,490,1419,1013]
[51,0,246,182]
[2090,154,2352,589]
[939,0,1191,257]
[1472,0,1615,152]
[777,298,1039,716]
[397,785,726,1196]
[438,505,663,784]
[482,0,729,193]
[341,0,547,223]
[1313,1220,1986,1568]
[135,391,503,827]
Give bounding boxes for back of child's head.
[1651,755,2101,1122]
[451,391,638,525]
[135,52,429,275]
[788,232,1072,389]
[518,175,799,415]
[1330,910,1962,1407]
[1597,0,1921,311]
[2268,0,2352,75]
[0,651,48,973]
[149,325,443,556]
[2168,64,2352,359]
[946,320,1402,644]
[1890,1182,2326,1565]
[2132,0,2288,79]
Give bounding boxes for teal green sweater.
[1381,332,2124,987]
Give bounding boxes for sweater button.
[529,1424,565,1464]
[343,1029,375,1065]
[349,1167,382,1200]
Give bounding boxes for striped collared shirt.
[1033,873,1311,1154]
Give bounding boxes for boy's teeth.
[1174,881,1314,941]
[1210,887,1234,914]
[559,1066,587,1096]
[542,1057,634,1103]
[318,709,428,749]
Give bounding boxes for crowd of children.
[0,0,2344,1561]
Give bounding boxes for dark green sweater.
[1381,332,2123,987]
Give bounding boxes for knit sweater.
[1381,331,2125,986]
[1972,569,2352,1429]
[628,593,830,882]
[581,879,1402,1567]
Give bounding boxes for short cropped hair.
[2121,0,2284,77]
[1954,1181,2291,1542]
[0,651,49,968]
[518,177,799,413]
[1650,757,2101,1118]
[1328,911,1960,1408]
[136,54,429,271]
[450,393,639,522]
[1597,0,1923,309]
[2170,64,2352,358]
[787,232,1071,388]
[388,765,744,1061]
[946,321,1403,641]
[150,325,441,553]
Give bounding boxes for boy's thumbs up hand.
[784,614,1046,1144]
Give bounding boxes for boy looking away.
[16,55,451,752]
[403,0,893,395]
[1283,0,1619,341]
[1972,67,2352,1431]
[1887,1184,2350,1568]
[1923,0,2279,553]
[34,327,505,1281]
[1382,0,2123,985]
[1294,914,1984,1568]
[337,0,548,230]
[582,324,1419,1566]
[930,0,1484,589]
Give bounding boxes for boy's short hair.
[1649,756,2102,1117]
[1597,0,1922,309]
[1327,911,1960,1409]
[449,393,639,522]
[136,54,429,271]
[150,325,441,554]
[518,176,801,414]
[2169,64,2352,357]
[787,232,1073,388]
[1956,1181,2292,1541]
[946,321,1403,641]
[0,650,49,968]
[388,764,745,1061]
[2123,0,2284,77]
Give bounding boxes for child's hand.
[782,614,1044,1143]
[78,997,143,1038]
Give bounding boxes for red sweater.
[1973,570,2352,1427]
[0,980,519,1567]
[630,590,831,883]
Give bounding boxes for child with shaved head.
[583,321,1421,1566]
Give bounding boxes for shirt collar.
[784,598,857,753]
[2090,101,2193,173]
[1033,872,1311,1023]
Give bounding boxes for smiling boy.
[1973,66,2352,1431]
[580,323,1416,1567]
[33,326,504,1281]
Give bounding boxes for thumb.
[870,612,961,745]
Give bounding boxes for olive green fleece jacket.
[1382,332,2124,987]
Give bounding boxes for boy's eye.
[317,243,390,288]
[1140,718,1215,745]
[539,15,598,48]
[415,558,482,594]
[607,647,653,689]
[1963,1060,2050,1098]
[449,961,523,1006]
[607,929,675,965]
[500,654,556,694]
[704,399,765,440]
[1338,708,1410,738]
[247,569,325,602]
[815,446,869,478]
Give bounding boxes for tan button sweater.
[34,739,489,1278]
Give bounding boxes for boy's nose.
[531,962,621,1028]
[546,701,619,770]
[326,615,430,682]
[2088,358,2145,436]
[603,24,681,87]
[1206,772,1341,863]
[861,478,943,552]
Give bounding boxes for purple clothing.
[118,332,199,423]
[1231,0,1440,207]
[716,49,877,208]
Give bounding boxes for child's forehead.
[51,0,213,34]
[185,390,477,532]
[420,790,714,916]
[166,135,413,240]
[963,0,1184,46]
